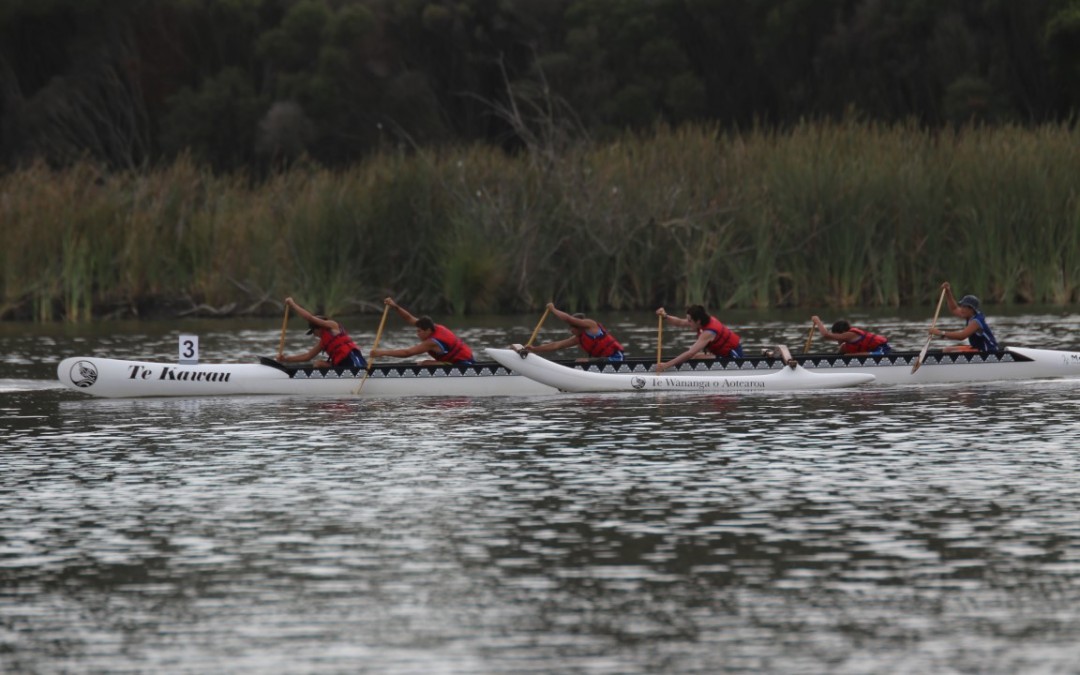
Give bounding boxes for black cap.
[958,295,980,312]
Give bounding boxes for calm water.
[3,311,1080,673]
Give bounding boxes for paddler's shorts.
[335,350,367,369]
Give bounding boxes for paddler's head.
[958,295,980,317]
[415,316,436,340]
[686,305,709,328]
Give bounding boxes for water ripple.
[3,318,1080,672]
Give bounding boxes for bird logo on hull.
[70,361,98,388]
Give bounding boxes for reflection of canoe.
[57,356,556,398]
[485,348,875,392]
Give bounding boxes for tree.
[158,67,263,169]
[1045,0,1080,113]
[1,0,151,168]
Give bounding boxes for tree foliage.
[0,0,1076,172]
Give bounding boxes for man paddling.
[810,316,891,355]
[369,297,475,366]
[524,302,626,362]
[928,282,999,352]
[279,297,367,369]
[655,304,743,372]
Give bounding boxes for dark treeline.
[2,0,1079,172]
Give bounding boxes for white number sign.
[179,335,199,364]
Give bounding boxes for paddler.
[928,281,999,352]
[368,297,475,366]
[524,302,626,362]
[279,297,367,369]
[810,316,891,355]
[654,304,743,372]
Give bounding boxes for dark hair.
[415,316,436,331]
[831,320,851,334]
[686,304,709,325]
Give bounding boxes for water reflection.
[2,316,1080,672]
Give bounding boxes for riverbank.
[4,121,1078,322]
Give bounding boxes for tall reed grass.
[3,121,1078,321]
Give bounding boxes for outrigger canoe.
[485,347,875,392]
[793,346,1080,384]
[56,345,1080,399]
[57,356,556,398]
[505,345,1080,387]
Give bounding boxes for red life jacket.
[839,327,888,354]
[700,316,740,357]
[426,324,474,363]
[317,326,362,366]
[578,324,624,358]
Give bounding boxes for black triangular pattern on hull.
[271,350,1015,380]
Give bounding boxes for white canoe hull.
[485,348,875,392]
[487,346,1080,387]
[56,346,1080,399]
[652,346,1080,386]
[791,346,1080,385]
[57,357,555,398]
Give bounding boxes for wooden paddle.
[354,302,391,395]
[275,303,290,361]
[525,305,551,348]
[656,313,663,373]
[911,286,948,374]
[803,323,815,354]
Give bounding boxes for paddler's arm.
[285,297,339,332]
[280,343,323,363]
[931,321,978,340]
[812,316,855,343]
[656,307,693,329]
[941,281,965,318]
[370,339,436,359]
[384,297,419,326]
[526,336,578,353]
[657,332,713,372]
[549,304,598,333]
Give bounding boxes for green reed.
[3,120,1079,322]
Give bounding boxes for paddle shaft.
[656,314,663,371]
[525,305,551,348]
[354,303,391,395]
[276,304,290,360]
[912,286,948,374]
[803,323,815,354]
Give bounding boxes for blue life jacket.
[968,312,998,352]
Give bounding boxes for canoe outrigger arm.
[511,343,529,358]
[775,345,798,369]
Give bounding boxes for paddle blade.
[911,338,931,374]
[912,286,948,374]
[260,356,290,373]
[353,303,392,396]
